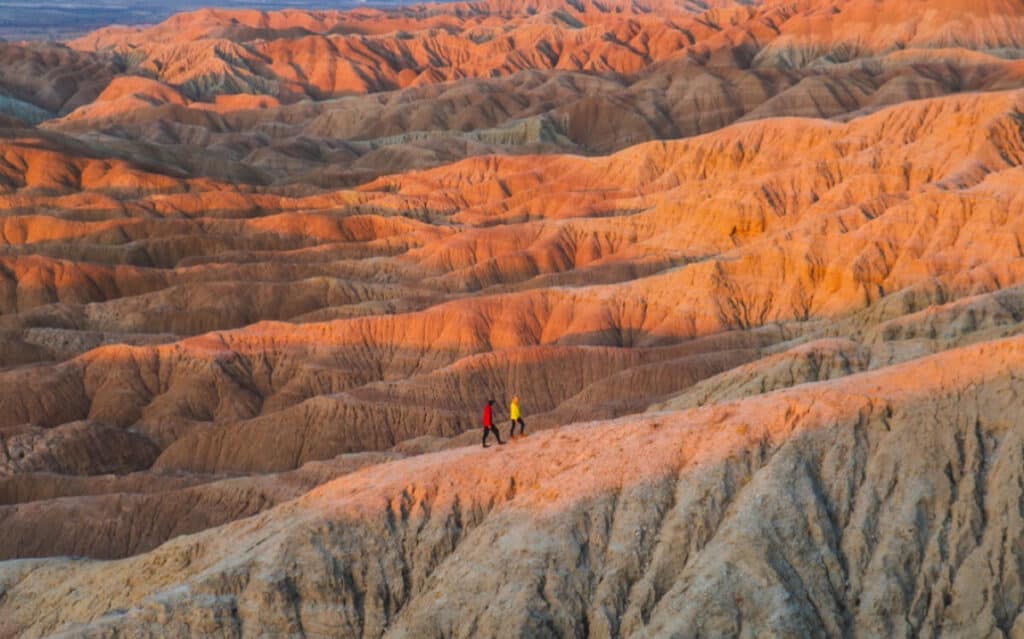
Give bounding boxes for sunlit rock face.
[3,0,1024,636]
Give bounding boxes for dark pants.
[482,426,503,446]
[508,418,525,437]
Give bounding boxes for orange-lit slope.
[4,333,1024,637]
[2,1,1024,635]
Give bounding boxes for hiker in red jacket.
[482,399,504,447]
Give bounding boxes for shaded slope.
[2,333,1023,637]
[3,89,1024,481]
[3,5,1024,632]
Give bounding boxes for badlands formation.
[2,0,1024,636]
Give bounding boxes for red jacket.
[482,404,493,428]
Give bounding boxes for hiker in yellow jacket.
[508,395,525,439]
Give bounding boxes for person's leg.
[487,427,503,444]
[517,418,525,436]
[482,429,490,447]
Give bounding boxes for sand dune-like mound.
[756,0,1024,68]
[2,86,1024,548]
[58,77,189,123]
[35,0,1024,185]
[4,334,1024,636]
[0,42,116,117]
[3,0,1024,636]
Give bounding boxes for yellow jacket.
[510,400,521,420]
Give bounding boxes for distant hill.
[0,0,449,41]
[4,1,1024,637]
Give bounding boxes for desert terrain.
[2,0,1024,636]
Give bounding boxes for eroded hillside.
[2,0,1024,637]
